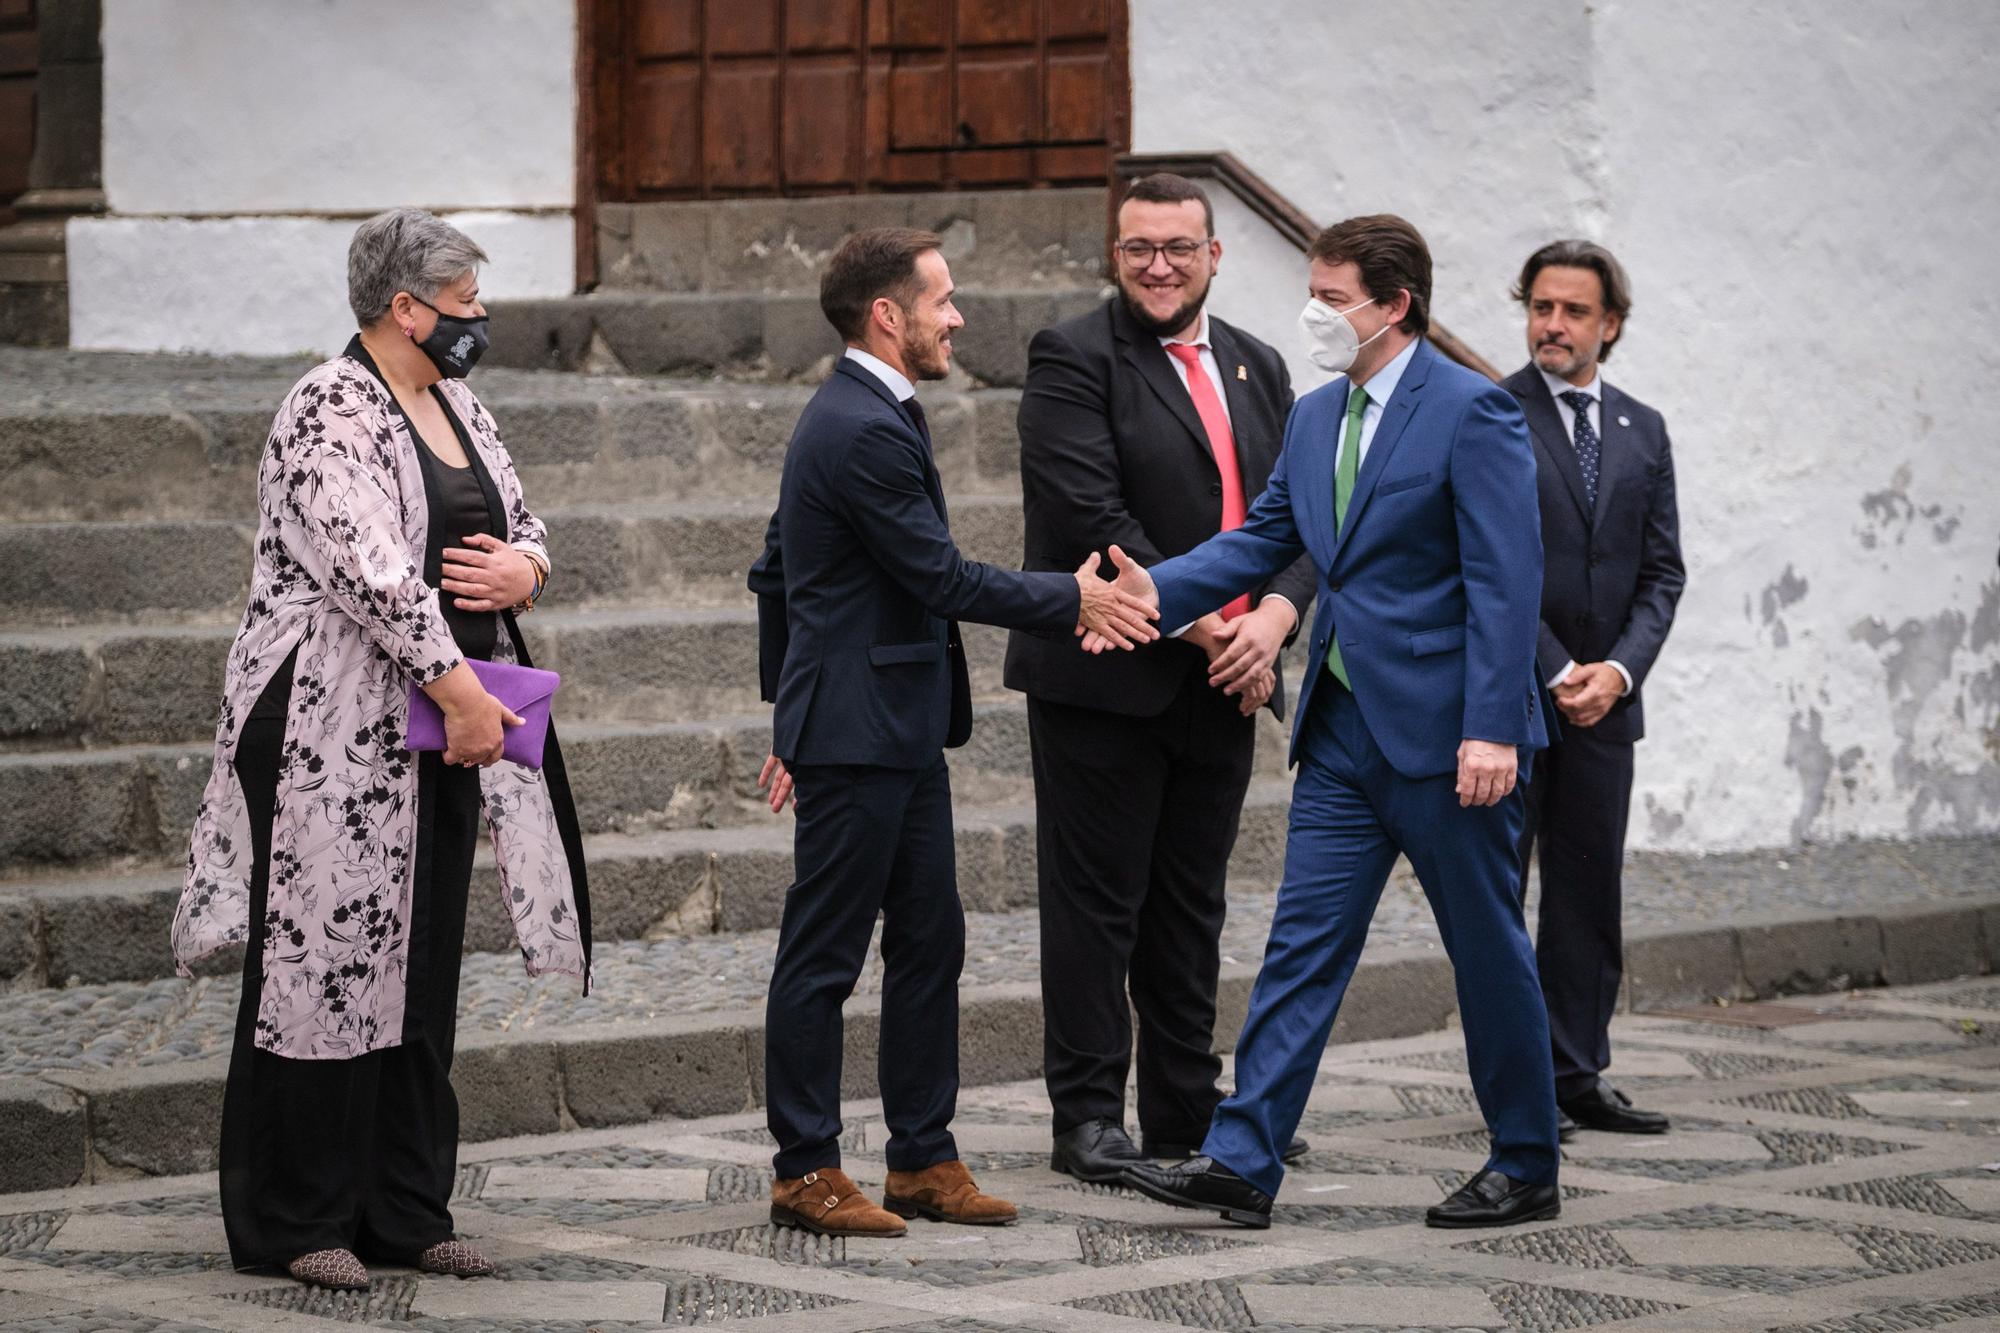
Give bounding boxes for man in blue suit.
[1116,215,1561,1229]
[748,228,1158,1238]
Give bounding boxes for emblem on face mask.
[451,334,475,362]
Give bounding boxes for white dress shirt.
[1160,311,1297,632]
[1536,367,1632,698]
[1159,312,1232,427]
[844,346,916,402]
[1340,336,1420,471]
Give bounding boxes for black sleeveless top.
[248,341,504,723]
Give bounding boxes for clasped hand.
[1071,546,1161,649]
[1552,661,1621,729]
[441,533,538,612]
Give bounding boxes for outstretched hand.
[1077,546,1160,654]
[1073,545,1160,651]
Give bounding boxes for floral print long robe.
[173,354,590,1059]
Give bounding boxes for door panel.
[0,0,34,228]
[598,0,1127,199]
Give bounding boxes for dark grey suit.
[1502,365,1685,1099]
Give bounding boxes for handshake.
[1071,546,1283,717]
[1070,545,1161,652]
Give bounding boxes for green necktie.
[1324,384,1368,688]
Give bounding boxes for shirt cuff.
[1257,593,1299,629]
[1607,659,1634,696]
[1548,659,1577,688]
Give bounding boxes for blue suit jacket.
[750,358,1079,769]
[1151,339,1549,779]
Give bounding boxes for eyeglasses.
[1115,238,1209,269]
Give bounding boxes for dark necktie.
[903,395,932,449]
[1560,389,1601,507]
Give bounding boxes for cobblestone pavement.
[5,978,2000,1331]
[7,831,1996,1082]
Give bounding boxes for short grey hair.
[347,208,489,326]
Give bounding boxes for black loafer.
[1050,1118,1146,1183]
[1557,1110,1579,1143]
[1145,1135,1309,1164]
[1425,1168,1559,1229]
[1120,1156,1272,1229]
[1559,1079,1669,1135]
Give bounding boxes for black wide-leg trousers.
[220,716,479,1271]
[1514,725,1636,1102]
[1029,684,1256,1145]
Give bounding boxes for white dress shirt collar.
[1539,366,1601,404]
[844,346,916,402]
[1158,310,1211,351]
[1353,335,1420,409]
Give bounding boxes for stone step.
[0,690,1292,876]
[0,494,1026,627]
[483,285,1100,388]
[0,779,1298,988]
[0,352,1022,521]
[6,601,1137,746]
[593,188,1109,294]
[1,881,1992,1192]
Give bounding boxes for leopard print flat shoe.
[417,1239,495,1277]
[288,1248,369,1290]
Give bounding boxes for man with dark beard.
[750,228,1160,1236]
[1004,174,1317,1181]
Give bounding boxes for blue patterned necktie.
[1560,389,1601,506]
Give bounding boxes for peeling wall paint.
[1133,0,2000,850]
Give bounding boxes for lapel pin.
[1236,364,1248,381]
[1617,414,1631,427]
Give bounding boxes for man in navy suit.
[1504,241,1684,1139]
[1116,215,1562,1229]
[748,228,1158,1238]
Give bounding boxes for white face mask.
[1299,296,1391,373]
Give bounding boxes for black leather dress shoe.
[1146,1135,1309,1164]
[1557,1110,1579,1142]
[1425,1168,1559,1229]
[1050,1118,1146,1183]
[1559,1079,1669,1134]
[1120,1156,1272,1229]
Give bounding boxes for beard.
[1535,339,1594,379]
[900,324,951,381]
[1118,271,1211,338]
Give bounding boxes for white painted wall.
[70,0,577,354]
[1133,0,2000,851]
[68,211,572,356]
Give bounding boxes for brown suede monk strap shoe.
[883,1159,1019,1226]
[772,1167,909,1237]
[288,1248,369,1290]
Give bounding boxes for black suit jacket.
[1502,365,1685,744]
[1003,299,1317,719]
[750,358,1080,769]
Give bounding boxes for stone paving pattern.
[6,978,2000,1330]
[4,831,1997,1084]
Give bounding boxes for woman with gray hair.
[172,208,591,1290]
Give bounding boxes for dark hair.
[1119,172,1214,237]
[1512,239,1632,361]
[1307,214,1430,336]
[820,227,941,341]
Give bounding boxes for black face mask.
[414,298,489,378]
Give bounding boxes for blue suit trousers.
[1202,683,1560,1197]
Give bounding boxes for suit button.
[1330,583,1342,594]
[1209,483,1223,496]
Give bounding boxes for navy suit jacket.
[750,358,1080,769]
[1502,366,1684,744]
[1150,338,1549,780]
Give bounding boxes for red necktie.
[1164,342,1251,619]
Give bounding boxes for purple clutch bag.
[406,659,561,770]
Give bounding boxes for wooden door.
[0,0,35,227]
[592,0,1128,200]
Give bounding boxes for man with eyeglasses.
[1004,173,1316,1183]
